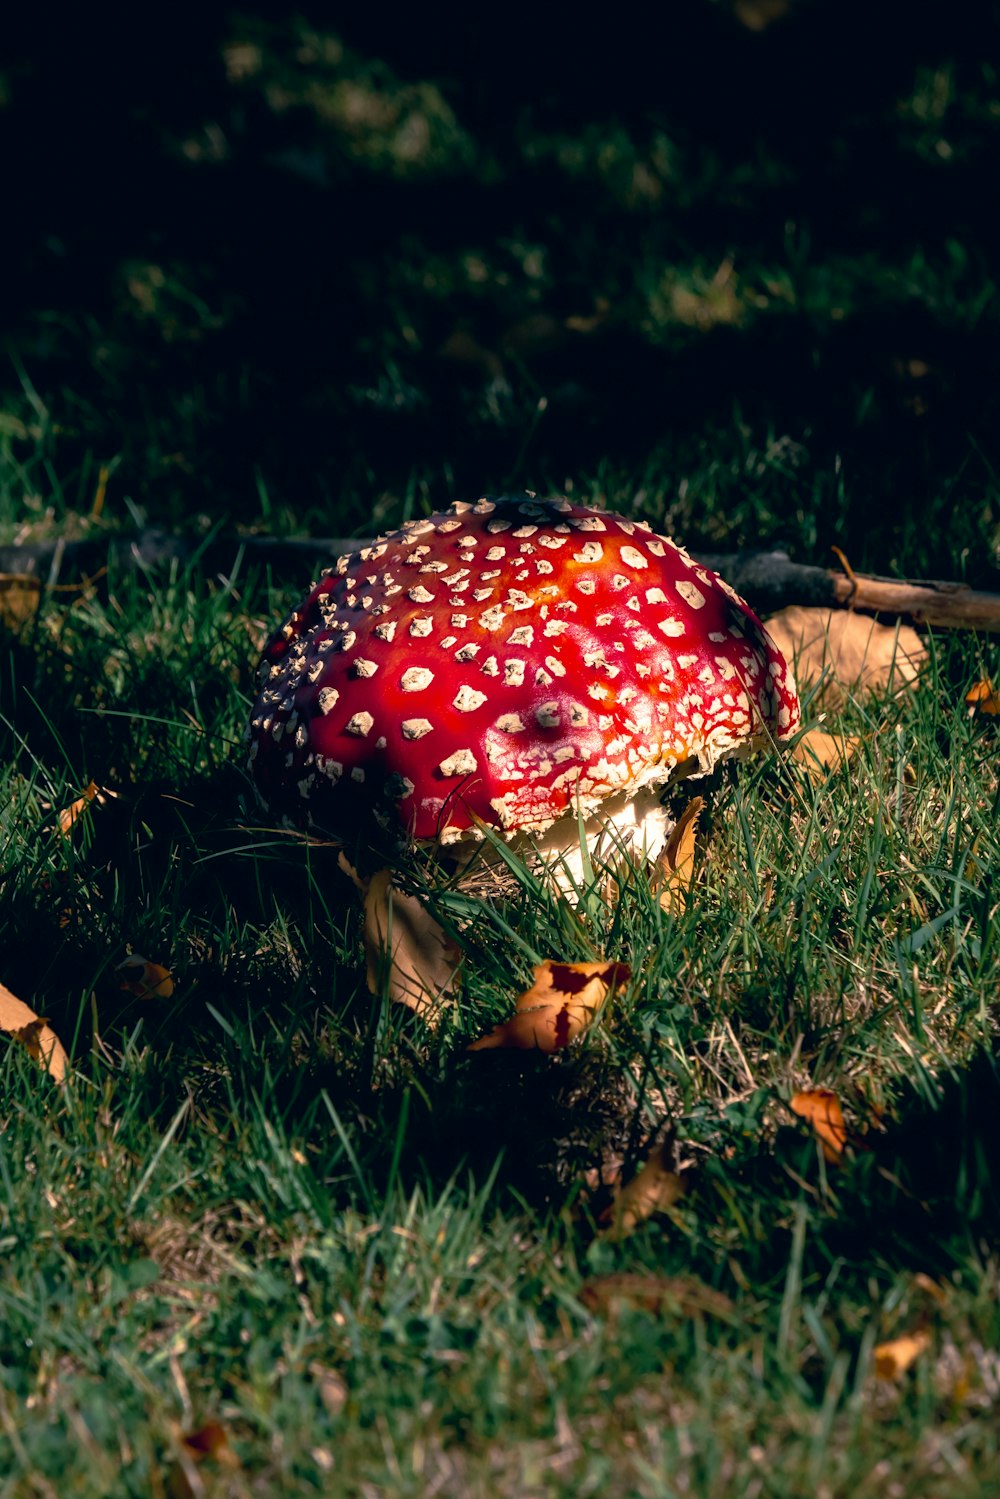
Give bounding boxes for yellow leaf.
[468,959,630,1053]
[0,573,41,634]
[873,1328,930,1380]
[789,727,860,784]
[652,797,704,913]
[766,606,926,711]
[118,955,175,1000]
[965,678,1000,716]
[363,868,462,1020]
[600,1135,687,1238]
[790,1088,847,1162]
[0,980,68,1082]
[57,780,116,837]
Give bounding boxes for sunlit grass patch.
[1,556,999,1493]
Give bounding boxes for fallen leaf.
[790,1088,847,1162]
[118,955,175,1000]
[579,1272,735,1321]
[363,868,462,1019]
[912,1272,947,1305]
[468,959,630,1052]
[965,678,1000,716]
[0,572,41,633]
[788,728,860,784]
[309,1362,348,1418]
[873,1328,931,1380]
[564,297,611,335]
[0,980,68,1082]
[440,328,505,381]
[600,1135,687,1238]
[766,606,927,711]
[499,312,567,359]
[57,780,116,837]
[652,797,704,913]
[167,1419,239,1499]
[732,0,793,30]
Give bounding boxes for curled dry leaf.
[0,572,41,634]
[965,678,1000,716]
[468,959,630,1053]
[167,1419,239,1499]
[790,1088,847,1163]
[873,1328,931,1381]
[118,955,175,1000]
[362,868,463,1020]
[912,1272,947,1306]
[766,606,927,712]
[789,727,860,784]
[600,1135,687,1239]
[57,780,116,837]
[579,1272,735,1322]
[652,796,704,913]
[310,1362,348,1418]
[0,980,68,1082]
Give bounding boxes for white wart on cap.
[247,495,799,851]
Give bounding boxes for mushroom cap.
[247,495,799,846]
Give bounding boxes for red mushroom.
[247,494,798,882]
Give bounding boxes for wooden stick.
[695,550,1000,632]
[2,533,999,632]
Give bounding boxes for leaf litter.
[651,796,704,913]
[766,606,927,711]
[468,960,631,1053]
[118,954,175,1000]
[0,979,68,1082]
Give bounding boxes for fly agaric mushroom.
[247,494,798,882]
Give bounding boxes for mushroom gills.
[454,785,672,899]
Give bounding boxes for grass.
[1,529,998,1497]
[2,7,1000,1489]
[3,7,1000,579]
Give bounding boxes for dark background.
[2,0,999,575]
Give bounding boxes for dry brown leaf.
[167,1419,239,1499]
[564,297,611,335]
[57,780,116,837]
[0,572,41,633]
[652,797,704,913]
[579,1272,735,1321]
[118,955,175,1000]
[363,868,462,1019]
[912,1272,947,1305]
[310,1362,348,1418]
[467,959,630,1053]
[0,980,68,1082]
[965,678,1000,716]
[439,328,505,381]
[600,1136,687,1238]
[873,1328,931,1380]
[766,606,927,711]
[732,0,793,30]
[790,1088,847,1163]
[788,727,860,784]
